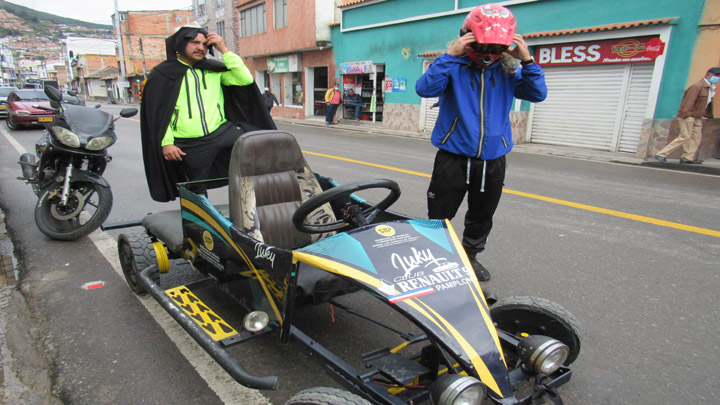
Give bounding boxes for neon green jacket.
[161,52,254,147]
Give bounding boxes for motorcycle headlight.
[517,335,569,375]
[430,374,486,405]
[86,136,115,151]
[51,126,80,148]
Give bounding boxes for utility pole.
[113,0,127,103]
[139,38,147,79]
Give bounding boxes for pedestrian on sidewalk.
[262,87,279,113]
[655,67,720,165]
[324,84,342,125]
[416,3,547,281]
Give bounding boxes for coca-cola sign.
[535,36,665,66]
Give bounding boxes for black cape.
[140,58,276,202]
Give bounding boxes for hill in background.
[0,0,113,63]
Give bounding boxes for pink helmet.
[463,3,516,47]
[462,4,517,66]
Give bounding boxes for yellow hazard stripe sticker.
[165,285,238,341]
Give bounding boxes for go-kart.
[112,130,581,404]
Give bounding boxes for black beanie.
[165,26,211,60]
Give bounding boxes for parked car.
[5,89,56,129]
[0,86,19,118]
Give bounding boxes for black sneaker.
[679,159,703,164]
[654,155,668,164]
[468,256,491,281]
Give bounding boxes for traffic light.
[68,50,74,60]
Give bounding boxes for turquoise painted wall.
[333,0,706,119]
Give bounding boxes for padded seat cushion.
[142,204,229,254]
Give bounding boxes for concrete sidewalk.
[274,116,720,176]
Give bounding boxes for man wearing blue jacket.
[416,4,547,281]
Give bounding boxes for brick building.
[228,0,339,120]
[115,9,194,100]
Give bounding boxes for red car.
[5,89,56,129]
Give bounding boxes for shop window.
[240,4,266,37]
[284,72,303,106]
[274,0,287,29]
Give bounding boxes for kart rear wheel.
[490,296,582,366]
[285,387,371,405]
[118,232,160,295]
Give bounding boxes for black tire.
[34,182,112,241]
[118,232,160,295]
[6,116,20,130]
[490,296,582,366]
[285,387,371,405]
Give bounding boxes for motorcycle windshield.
[62,104,113,136]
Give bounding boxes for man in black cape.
[140,24,276,202]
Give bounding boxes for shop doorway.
[342,65,384,122]
[306,66,328,117]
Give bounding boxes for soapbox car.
[112,131,581,404]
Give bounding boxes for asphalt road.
[0,109,719,404]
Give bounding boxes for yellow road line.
[303,150,720,238]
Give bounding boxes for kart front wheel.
[118,232,160,295]
[285,387,371,405]
[490,296,582,366]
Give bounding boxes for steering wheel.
[292,179,401,234]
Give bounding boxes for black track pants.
[174,122,244,193]
[427,149,506,255]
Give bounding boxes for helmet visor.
[468,43,509,55]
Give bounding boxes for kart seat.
[142,205,230,254]
[228,130,357,305]
[228,130,335,249]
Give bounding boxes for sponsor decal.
[254,243,276,268]
[535,36,665,66]
[389,286,435,303]
[375,224,395,237]
[203,231,214,250]
[391,247,446,278]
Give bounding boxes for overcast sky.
[8,0,193,25]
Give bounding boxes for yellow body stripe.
[445,221,506,366]
[413,298,503,397]
[165,285,238,341]
[181,199,283,323]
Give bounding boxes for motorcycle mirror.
[119,108,138,118]
[44,86,62,102]
[94,104,102,108]
[67,90,78,96]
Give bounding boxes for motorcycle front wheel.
[35,182,113,241]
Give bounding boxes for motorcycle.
[17,86,138,241]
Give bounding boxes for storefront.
[339,60,385,122]
[249,51,332,120]
[528,34,667,153]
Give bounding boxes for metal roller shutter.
[617,63,653,153]
[423,97,440,132]
[531,63,653,153]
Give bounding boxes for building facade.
[333,0,719,158]
[194,0,239,53]
[115,9,194,101]
[229,0,339,120]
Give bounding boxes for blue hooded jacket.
[416,53,547,160]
